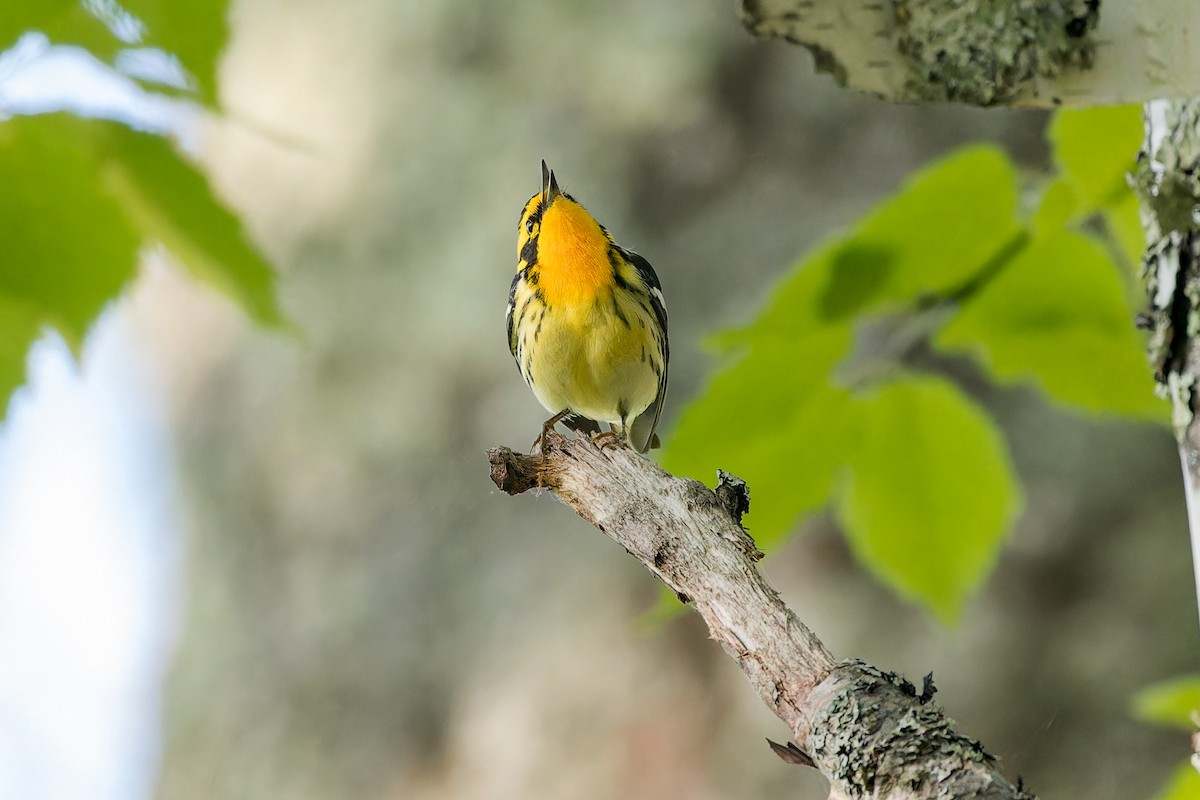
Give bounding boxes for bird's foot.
[532,409,573,454]
[591,430,627,451]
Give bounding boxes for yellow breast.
[537,197,612,306]
[523,291,661,425]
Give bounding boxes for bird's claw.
[591,430,626,451]
[531,409,573,454]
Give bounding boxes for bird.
[506,161,668,453]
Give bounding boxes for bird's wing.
[619,247,668,453]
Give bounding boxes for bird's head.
[516,161,610,267]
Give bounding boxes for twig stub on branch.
[488,445,538,494]
[715,469,752,526]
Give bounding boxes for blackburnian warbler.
[506,161,668,453]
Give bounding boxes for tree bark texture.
[1135,98,1200,624]
[741,0,1200,108]
[488,433,1035,800]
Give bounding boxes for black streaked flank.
[607,247,633,292]
[610,293,630,329]
[618,246,668,383]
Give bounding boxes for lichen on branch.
[894,0,1099,105]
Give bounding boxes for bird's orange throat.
[536,199,612,306]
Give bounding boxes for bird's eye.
[525,217,535,234]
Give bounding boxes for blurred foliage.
[0,116,140,349]
[1152,763,1200,800]
[836,376,1016,624]
[89,117,284,327]
[936,229,1159,419]
[117,0,229,100]
[1136,673,1200,799]
[664,104,1158,622]
[1,0,228,100]
[1135,675,1200,731]
[0,1,280,419]
[665,147,1024,575]
[1048,105,1148,272]
[1050,105,1143,212]
[717,146,1023,346]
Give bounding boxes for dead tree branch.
[488,433,1034,800]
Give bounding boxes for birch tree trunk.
[741,0,1200,108]
[1134,99,1200,623]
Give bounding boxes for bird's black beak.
[541,159,560,207]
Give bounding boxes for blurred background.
[1,1,1198,798]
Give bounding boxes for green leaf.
[0,296,46,414]
[1050,105,1142,213]
[712,239,847,348]
[80,120,286,328]
[728,383,855,550]
[1032,177,1079,234]
[835,376,1019,624]
[0,113,141,415]
[1134,675,1200,730]
[0,113,283,420]
[0,0,79,49]
[1151,763,1200,800]
[936,229,1164,422]
[1105,190,1148,271]
[4,2,141,76]
[745,146,1021,342]
[121,0,229,102]
[2,1,228,103]
[662,326,855,550]
[0,115,141,344]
